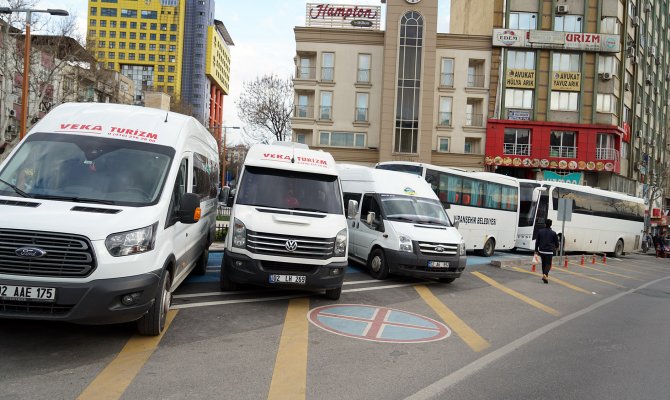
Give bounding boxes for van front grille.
[246,230,334,259]
[0,229,96,277]
[0,300,74,315]
[418,241,459,256]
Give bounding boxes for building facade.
[291,0,492,170]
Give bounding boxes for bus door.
[532,189,549,241]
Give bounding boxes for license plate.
[428,261,450,268]
[269,274,306,284]
[0,285,56,302]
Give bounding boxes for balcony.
[596,148,619,160]
[319,106,332,121]
[355,107,368,122]
[321,67,334,82]
[465,113,484,127]
[549,146,578,158]
[467,74,485,88]
[357,69,371,84]
[295,66,316,80]
[437,112,452,127]
[503,143,530,156]
[293,105,314,119]
[440,73,454,87]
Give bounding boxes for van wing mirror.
[366,211,375,225]
[453,220,460,229]
[219,186,230,203]
[179,193,201,224]
[347,200,358,219]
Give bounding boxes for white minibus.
[0,103,219,335]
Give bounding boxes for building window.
[508,12,537,29]
[107,62,114,69]
[503,128,530,156]
[297,56,314,79]
[296,94,311,118]
[130,22,137,29]
[600,17,620,34]
[319,131,366,147]
[170,24,177,31]
[553,53,580,72]
[507,50,535,69]
[438,137,449,152]
[357,54,371,83]
[159,44,166,51]
[440,58,454,87]
[150,23,157,30]
[120,21,126,28]
[119,32,126,39]
[108,42,115,49]
[100,8,117,17]
[139,43,146,50]
[321,52,334,82]
[130,32,136,39]
[465,99,484,127]
[108,52,115,59]
[128,53,135,60]
[98,31,106,38]
[109,31,116,38]
[554,15,583,32]
[596,94,616,113]
[90,7,97,16]
[141,10,158,19]
[438,96,452,126]
[158,65,165,72]
[100,20,106,27]
[355,92,369,122]
[320,91,333,120]
[467,59,485,88]
[596,133,617,160]
[394,11,423,154]
[160,34,166,41]
[148,54,155,61]
[98,40,105,47]
[550,92,578,111]
[121,9,137,18]
[97,51,104,58]
[119,42,125,49]
[550,131,577,158]
[295,133,306,144]
[598,56,618,76]
[118,53,125,60]
[464,139,477,154]
[505,89,533,109]
[90,20,96,27]
[140,33,146,40]
[149,44,156,50]
[150,33,156,40]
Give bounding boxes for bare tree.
[645,165,667,220]
[236,74,293,143]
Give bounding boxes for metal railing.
[357,68,370,83]
[321,67,334,82]
[465,113,484,127]
[319,106,332,120]
[293,105,314,119]
[296,66,316,80]
[549,146,578,158]
[355,107,368,122]
[596,148,619,160]
[438,112,452,126]
[440,73,454,87]
[503,143,530,156]
[467,74,486,88]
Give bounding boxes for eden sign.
[306,3,381,30]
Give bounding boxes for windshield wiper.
[31,194,116,205]
[388,216,416,223]
[0,178,31,198]
[290,207,326,213]
[415,219,449,226]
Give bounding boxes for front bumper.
[385,249,466,279]
[223,249,346,290]
[0,270,161,325]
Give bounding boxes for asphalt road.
[1,252,668,400]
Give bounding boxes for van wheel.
[438,277,456,284]
[219,258,238,291]
[192,247,209,276]
[479,238,495,257]
[613,239,624,258]
[137,269,172,336]
[324,286,342,300]
[368,248,389,280]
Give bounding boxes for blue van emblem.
[15,247,47,258]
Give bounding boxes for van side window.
[343,192,361,215]
[360,194,381,225]
[167,158,188,226]
[192,152,218,199]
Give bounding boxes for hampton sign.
[493,29,620,53]
[306,3,381,30]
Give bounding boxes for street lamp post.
[0,7,69,140]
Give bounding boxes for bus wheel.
[613,239,624,258]
[368,248,389,280]
[479,238,495,257]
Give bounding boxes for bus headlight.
[459,239,466,256]
[334,228,347,256]
[105,222,158,257]
[232,218,247,248]
[399,234,413,253]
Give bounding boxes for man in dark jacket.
[535,219,560,284]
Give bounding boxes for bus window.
[501,186,518,211]
[425,169,441,199]
[439,173,462,205]
[462,178,484,207]
[485,182,501,209]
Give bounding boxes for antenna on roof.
[164,112,169,123]
[291,141,296,163]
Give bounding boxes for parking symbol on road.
[308,304,451,343]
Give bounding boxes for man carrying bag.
[535,219,560,284]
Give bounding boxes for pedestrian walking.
[535,219,560,284]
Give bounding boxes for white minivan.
[0,103,219,335]
[222,143,349,299]
[339,165,466,282]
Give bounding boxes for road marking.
[267,298,309,400]
[471,272,561,317]
[511,267,593,295]
[414,285,490,352]
[406,275,670,400]
[568,262,643,281]
[76,310,178,400]
[554,266,626,288]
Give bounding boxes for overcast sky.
[28,0,451,143]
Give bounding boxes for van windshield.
[0,132,175,206]
[380,194,451,226]
[236,166,343,215]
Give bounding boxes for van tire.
[479,238,495,257]
[324,286,342,300]
[368,248,389,280]
[438,277,456,284]
[137,269,172,336]
[192,247,209,276]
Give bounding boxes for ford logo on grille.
[285,240,298,252]
[15,247,47,258]
[435,246,445,252]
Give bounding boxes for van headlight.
[232,218,247,248]
[105,222,157,257]
[334,228,347,256]
[399,234,413,253]
[459,239,466,256]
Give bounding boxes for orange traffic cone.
[580,254,585,266]
[603,253,607,265]
[592,254,596,264]
[564,257,568,269]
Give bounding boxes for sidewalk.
[209,241,225,252]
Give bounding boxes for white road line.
[405,275,670,400]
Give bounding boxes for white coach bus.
[376,162,519,256]
[516,180,644,257]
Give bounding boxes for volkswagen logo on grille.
[15,247,47,258]
[435,246,445,253]
[285,240,298,252]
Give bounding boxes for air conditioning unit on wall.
[556,5,569,14]
[632,16,640,26]
[600,72,612,80]
[8,109,16,118]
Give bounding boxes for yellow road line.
[77,310,178,400]
[267,297,310,400]
[568,262,643,281]
[511,267,594,295]
[415,285,490,352]
[587,261,660,276]
[471,272,561,317]
[554,266,626,288]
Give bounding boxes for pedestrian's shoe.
[542,274,548,284]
